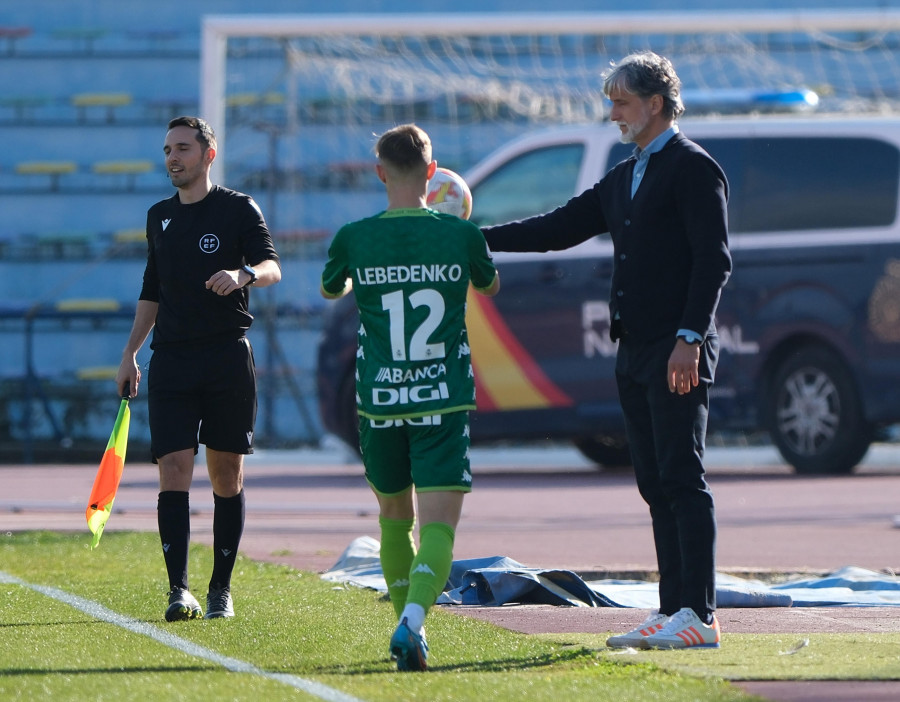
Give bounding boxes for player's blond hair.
[376,124,432,175]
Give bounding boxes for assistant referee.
[115,116,281,622]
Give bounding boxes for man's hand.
[115,356,140,398]
[667,338,701,394]
[206,269,245,295]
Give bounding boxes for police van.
[317,116,900,474]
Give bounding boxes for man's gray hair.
[603,51,685,120]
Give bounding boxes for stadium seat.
[51,27,108,54]
[271,228,331,256]
[112,228,146,243]
[110,228,147,258]
[226,91,285,123]
[0,26,32,56]
[145,97,198,123]
[15,161,77,191]
[56,298,121,312]
[0,232,14,260]
[34,232,93,259]
[71,92,132,123]
[75,366,119,381]
[125,28,181,50]
[92,160,154,191]
[0,95,50,122]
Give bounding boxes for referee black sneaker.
[165,587,203,622]
[204,587,235,619]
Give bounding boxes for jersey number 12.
[382,289,446,361]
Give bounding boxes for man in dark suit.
[481,51,731,649]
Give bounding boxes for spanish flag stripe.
[467,290,572,410]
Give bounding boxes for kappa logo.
[161,218,171,231]
[412,563,435,576]
[199,233,220,253]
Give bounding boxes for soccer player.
[115,116,281,622]
[320,124,499,671]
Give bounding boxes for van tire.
[766,345,873,474]
[572,435,632,469]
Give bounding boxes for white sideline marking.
[0,570,364,702]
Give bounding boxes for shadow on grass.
[306,646,597,675]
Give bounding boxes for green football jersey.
[322,208,497,420]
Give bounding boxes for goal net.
[199,10,900,444]
[201,10,900,248]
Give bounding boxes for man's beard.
[618,117,648,144]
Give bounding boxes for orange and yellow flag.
[86,396,130,549]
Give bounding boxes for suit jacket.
[482,132,732,343]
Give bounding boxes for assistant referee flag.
[86,395,130,549]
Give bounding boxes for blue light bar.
[682,88,820,114]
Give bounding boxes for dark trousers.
[615,333,718,619]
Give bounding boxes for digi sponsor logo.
[369,415,443,428]
[199,233,220,253]
[372,382,450,406]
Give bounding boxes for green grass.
[3,531,892,702]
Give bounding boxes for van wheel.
[572,435,632,469]
[766,345,873,474]
[337,372,361,456]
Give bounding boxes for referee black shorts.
[147,336,257,461]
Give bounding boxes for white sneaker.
[639,607,721,649]
[606,610,670,648]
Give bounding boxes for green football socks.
[379,516,416,618]
[406,521,455,614]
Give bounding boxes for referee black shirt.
[139,185,280,348]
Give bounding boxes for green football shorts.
[358,410,472,496]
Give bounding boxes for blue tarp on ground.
[322,536,900,608]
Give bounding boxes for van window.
[471,143,584,225]
[704,137,899,233]
[606,136,899,233]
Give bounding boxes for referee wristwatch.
[241,264,258,286]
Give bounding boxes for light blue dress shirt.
[628,125,702,344]
[630,124,679,199]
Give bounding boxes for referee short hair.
[168,115,218,152]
